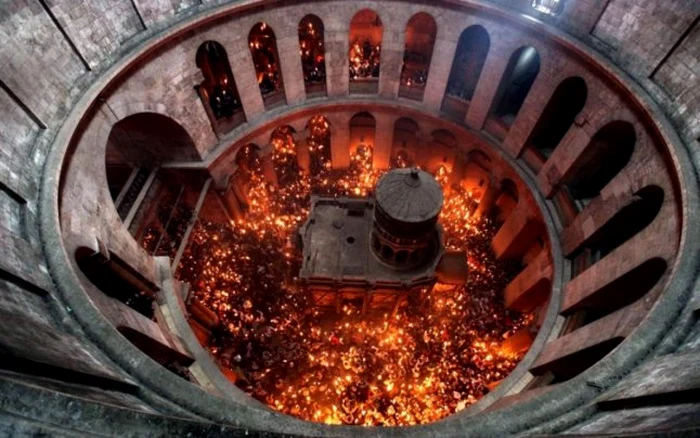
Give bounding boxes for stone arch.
[249,22,286,108]
[195,41,243,128]
[442,25,490,118]
[349,9,383,93]
[298,14,327,96]
[105,113,199,204]
[349,112,376,160]
[399,12,437,100]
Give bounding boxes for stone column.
[474,176,500,220]
[378,17,404,99]
[276,27,306,106]
[220,183,245,222]
[492,200,543,260]
[422,36,457,112]
[324,17,350,98]
[373,113,395,169]
[226,37,265,122]
[295,133,311,175]
[327,113,350,168]
[261,153,278,186]
[503,249,552,312]
[502,70,561,158]
[536,122,592,198]
[465,41,511,131]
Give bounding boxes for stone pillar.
[448,154,468,188]
[276,27,306,106]
[226,37,265,122]
[296,134,311,175]
[327,113,350,168]
[504,249,552,312]
[261,153,278,186]
[373,113,395,169]
[220,184,245,221]
[474,177,500,220]
[502,73,556,158]
[465,41,510,131]
[536,123,592,198]
[378,18,404,99]
[422,36,457,111]
[324,18,350,98]
[530,299,646,378]
[492,200,543,260]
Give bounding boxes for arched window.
[306,115,332,176]
[195,41,244,133]
[235,143,262,176]
[249,22,286,109]
[349,10,383,94]
[106,113,198,222]
[270,126,298,185]
[442,26,490,119]
[527,77,587,160]
[490,46,540,126]
[399,13,437,101]
[299,15,327,97]
[391,118,419,168]
[532,0,565,16]
[563,121,635,204]
[75,247,156,319]
[349,112,376,169]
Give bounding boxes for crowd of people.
[173,135,532,425]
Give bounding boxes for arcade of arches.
[1,0,699,436]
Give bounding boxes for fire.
[173,131,532,426]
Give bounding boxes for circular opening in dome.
[346,236,356,244]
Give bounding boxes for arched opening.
[306,115,332,176]
[533,0,566,16]
[75,247,155,319]
[299,15,326,97]
[563,121,636,204]
[75,247,194,377]
[105,113,198,221]
[442,26,490,119]
[526,77,587,162]
[249,22,286,109]
[235,143,263,176]
[349,9,383,94]
[349,112,376,168]
[489,46,540,135]
[392,117,420,165]
[270,126,298,186]
[399,12,437,101]
[418,129,456,173]
[573,186,663,263]
[195,41,244,134]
